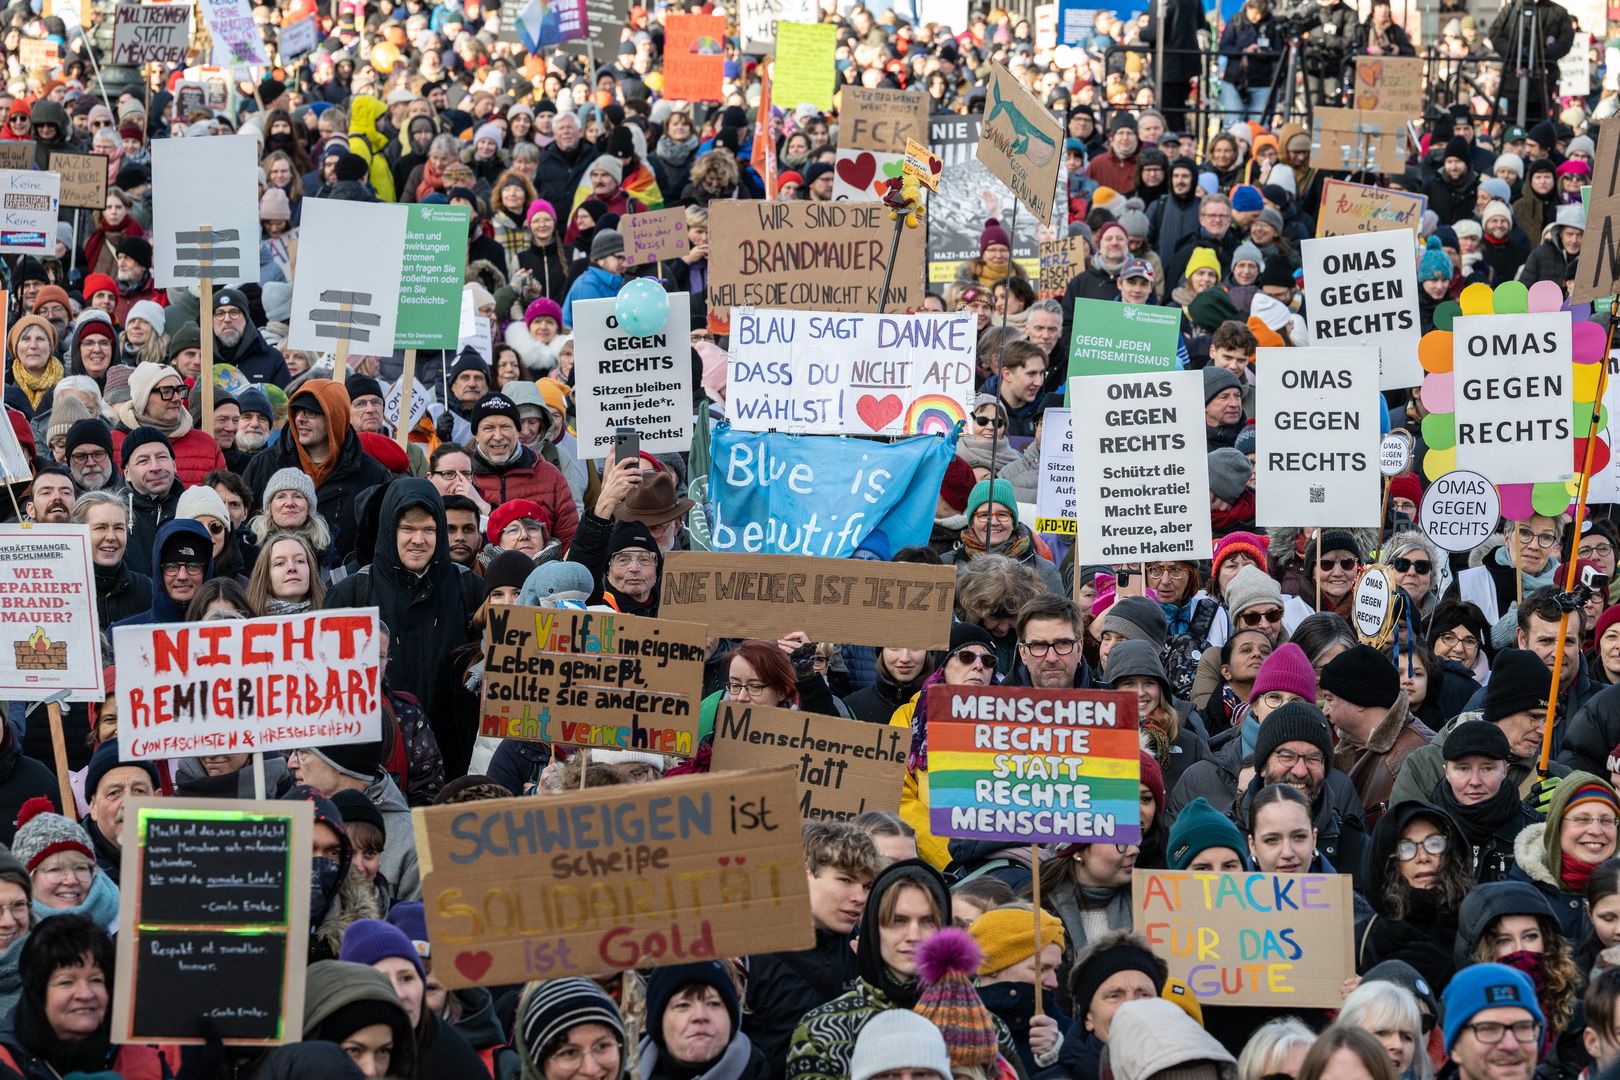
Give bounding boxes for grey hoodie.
[366,770,421,901]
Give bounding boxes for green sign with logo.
[394,205,471,349]
[1067,297,1182,378]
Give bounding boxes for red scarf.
[1560,851,1598,891]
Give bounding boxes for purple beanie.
[340,918,425,979]
[525,296,563,326]
[1249,642,1318,705]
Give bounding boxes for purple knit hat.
[525,296,563,326]
[340,918,425,980]
[1249,642,1317,704]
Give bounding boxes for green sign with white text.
[394,204,471,349]
[1067,297,1181,377]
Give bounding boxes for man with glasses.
[114,519,215,626]
[1162,194,1239,295]
[1442,963,1543,1080]
[1319,644,1435,828]
[210,287,291,388]
[1449,514,1565,623]
[1011,594,1092,690]
[593,522,661,616]
[345,374,389,436]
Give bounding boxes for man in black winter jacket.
[1424,138,1482,226]
[534,111,595,212]
[1489,0,1574,125]
[212,288,292,388]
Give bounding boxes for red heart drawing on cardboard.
[857,394,904,431]
[455,951,494,982]
[836,152,876,193]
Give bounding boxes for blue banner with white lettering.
[708,422,960,558]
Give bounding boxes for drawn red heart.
[455,951,494,982]
[857,394,904,431]
[836,152,876,193]
[929,156,942,175]
[718,856,731,866]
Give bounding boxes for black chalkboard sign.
[130,930,290,1041]
[139,816,292,926]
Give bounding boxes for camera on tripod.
[1277,0,1325,35]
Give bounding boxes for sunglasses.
[203,521,224,536]
[1390,557,1432,574]
[973,414,1006,429]
[951,649,997,669]
[1318,557,1358,571]
[1239,607,1284,627]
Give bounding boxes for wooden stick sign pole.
[200,279,214,433]
[1314,529,1323,613]
[395,349,418,451]
[1377,475,1393,557]
[1030,843,1043,1017]
[42,690,72,814]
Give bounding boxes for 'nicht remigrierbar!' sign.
[113,610,382,761]
[1133,868,1356,1008]
[709,701,906,821]
[707,200,925,316]
[927,685,1140,844]
[659,552,955,649]
[479,606,706,755]
[413,767,814,989]
[1452,312,1574,485]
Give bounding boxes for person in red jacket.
[108,363,224,487]
[1085,114,1141,195]
[468,392,578,551]
[109,237,167,326]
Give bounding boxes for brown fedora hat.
[613,470,694,527]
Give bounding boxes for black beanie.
[1069,941,1163,1015]
[450,348,489,382]
[64,418,113,460]
[1443,720,1513,761]
[120,424,173,468]
[949,620,996,654]
[345,375,384,403]
[1305,528,1364,566]
[1483,648,1552,723]
[644,962,741,1047]
[315,997,409,1046]
[330,788,386,838]
[608,520,658,558]
[1319,645,1400,709]
[1253,701,1335,770]
[308,741,383,781]
[483,549,535,598]
[334,152,370,182]
[1258,257,1296,289]
[1443,135,1472,162]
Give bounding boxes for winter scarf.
[0,931,25,1025]
[1434,774,1523,848]
[657,133,700,167]
[265,597,311,615]
[960,522,1035,562]
[637,1031,757,1080]
[31,868,120,931]
[1092,248,1129,276]
[907,668,947,773]
[10,356,61,408]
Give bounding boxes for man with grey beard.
[231,387,275,471]
[64,419,121,494]
[210,288,291,388]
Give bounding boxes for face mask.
[1498,949,1547,995]
[308,855,342,927]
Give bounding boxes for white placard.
[1034,407,1074,536]
[571,293,694,455]
[1420,470,1500,553]
[277,15,318,61]
[1353,568,1392,640]
[1561,34,1592,97]
[0,524,104,702]
[0,170,59,254]
[199,0,268,68]
[1300,229,1421,390]
[287,198,407,354]
[727,308,975,436]
[1378,430,1412,476]
[1453,313,1573,485]
[831,148,904,201]
[1254,346,1382,527]
[386,377,431,433]
[0,405,30,482]
[151,135,261,288]
[1071,372,1211,564]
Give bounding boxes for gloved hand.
[1530,775,1561,817]
[434,409,455,442]
[175,1018,224,1080]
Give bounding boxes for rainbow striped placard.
[927,685,1141,845]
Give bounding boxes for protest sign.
[929,114,1041,283]
[726,308,973,435]
[1310,108,1405,173]
[276,15,317,59]
[662,551,956,647]
[18,39,59,71]
[1561,34,1592,97]
[1353,566,1394,642]
[977,63,1063,223]
[1068,297,1182,376]
[709,702,906,820]
[1038,237,1086,299]
[386,376,431,434]
[112,798,312,1045]
[833,87,930,200]
[1301,230,1421,389]
[0,170,58,254]
[622,208,688,266]
[1421,471,1500,553]
[1034,407,1076,535]
[773,22,837,110]
[902,139,943,192]
[1057,0,1096,42]
[570,293,693,454]
[394,204,470,350]
[288,199,407,354]
[0,143,33,172]
[199,0,268,67]
[0,402,29,482]
[701,425,959,560]
[1452,312,1573,484]
[709,199,925,314]
[112,609,382,761]
[49,151,106,210]
[111,2,192,65]
[511,0,587,51]
[1254,346,1382,528]
[152,135,260,287]
[662,15,726,101]
[737,0,815,49]
[832,148,902,201]
[1315,178,1427,238]
[416,768,813,988]
[1379,431,1413,477]
[927,685,1140,844]
[579,0,621,56]
[0,524,103,702]
[479,606,706,754]
[1071,371,1211,564]
[1573,121,1620,303]
[1134,869,1356,1008]
[1352,57,1423,112]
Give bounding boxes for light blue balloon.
[615,278,670,337]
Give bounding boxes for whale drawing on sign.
[987,80,1056,166]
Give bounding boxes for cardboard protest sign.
[709,702,906,820]
[1038,237,1086,299]
[700,427,960,561]
[1421,470,1500,553]
[479,606,706,754]
[1453,313,1573,484]
[901,139,942,192]
[977,63,1063,223]
[1068,297,1182,376]
[199,0,268,67]
[277,15,318,60]
[1134,869,1356,1008]
[111,2,192,65]
[112,798,312,1044]
[1315,178,1427,239]
[1352,57,1423,112]
[18,38,59,71]
[1572,120,1620,304]
[662,15,726,102]
[288,198,408,353]
[570,293,693,454]
[1034,407,1075,535]
[1301,230,1421,389]
[0,171,59,254]
[1310,108,1405,173]
[737,0,815,50]
[708,200,925,314]
[415,768,814,988]
[773,22,837,111]
[929,114,1041,284]
[0,524,103,702]
[0,143,33,172]
[112,609,382,760]
[622,208,688,266]
[1254,347,1381,527]
[151,135,260,287]
[833,87,930,200]
[727,308,973,436]
[927,685,1141,844]
[395,204,471,350]
[662,551,956,647]
[1071,371,1211,564]
[48,151,106,210]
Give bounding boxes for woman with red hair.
[670,635,840,776]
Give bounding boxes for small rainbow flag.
[927,685,1141,845]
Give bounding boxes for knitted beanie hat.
[264,466,318,509]
[44,396,90,447]
[119,424,173,469]
[340,918,424,979]
[176,484,230,525]
[1250,643,1318,704]
[912,928,998,1069]
[1168,796,1248,870]
[517,978,625,1069]
[12,796,92,872]
[968,906,1066,976]
[1223,565,1281,621]
[1098,595,1169,648]
[1212,530,1268,577]
[1253,701,1334,770]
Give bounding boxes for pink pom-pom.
[15,796,54,829]
[916,926,984,984]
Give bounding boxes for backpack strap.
[1188,597,1218,647]
[353,565,372,607]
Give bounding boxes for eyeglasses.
[1239,607,1284,627]
[1436,630,1480,653]
[973,509,1014,524]
[1258,691,1296,710]
[160,561,204,574]
[1514,526,1559,549]
[90,118,112,128]
[1391,558,1433,574]
[1580,542,1616,560]
[1271,747,1325,770]
[501,519,544,538]
[1396,833,1447,860]
[610,551,657,568]
[39,863,93,881]
[69,449,107,465]
[727,680,769,696]
[1464,1020,1543,1045]
[951,648,997,669]
[431,468,473,480]
[1145,564,1190,581]
[1319,557,1358,571]
[1567,814,1620,830]
[1020,638,1078,657]
[151,384,186,401]
[973,413,1006,429]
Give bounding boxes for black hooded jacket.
[216,320,292,388]
[1354,801,1465,990]
[92,558,151,630]
[242,424,391,562]
[743,925,860,1080]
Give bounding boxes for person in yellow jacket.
[348,95,397,202]
[890,622,1002,869]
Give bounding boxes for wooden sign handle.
[46,702,73,814]
[395,349,417,451]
